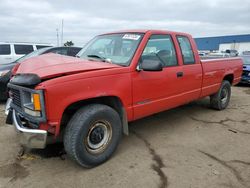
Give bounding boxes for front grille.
[8,83,46,123]
[11,89,21,107]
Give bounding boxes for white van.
[0,42,52,65]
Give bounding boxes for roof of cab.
[101,29,190,36]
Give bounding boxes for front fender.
[37,72,132,136]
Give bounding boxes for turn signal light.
[33,93,41,111]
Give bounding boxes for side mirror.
[138,59,163,71]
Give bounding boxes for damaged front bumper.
[6,99,47,149]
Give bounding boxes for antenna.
[61,19,64,46]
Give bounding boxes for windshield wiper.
[87,54,112,63]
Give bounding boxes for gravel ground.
[0,86,250,188]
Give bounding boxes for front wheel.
[210,80,231,110]
[64,104,122,168]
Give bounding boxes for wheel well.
[61,96,129,135]
[223,74,234,84]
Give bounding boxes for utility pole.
[61,19,64,46]
[56,28,59,47]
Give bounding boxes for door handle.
[176,72,183,77]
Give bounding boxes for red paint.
[15,30,243,136]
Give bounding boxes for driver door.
[132,34,184,120]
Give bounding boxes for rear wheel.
[64,104,122,168]
[210,80,231,110]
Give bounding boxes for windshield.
[242,56,250,65]
[77,33,143,66]
[16,47,52,63]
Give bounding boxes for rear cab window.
[0,44,11,55]
[14,45,34,55]
[177,36,195,65]
[141,35,178,67]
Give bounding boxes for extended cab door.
[175,35,203,102]
[132,34,185,120]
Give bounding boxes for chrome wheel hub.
[221,87,228,105]
[85,120,112,154]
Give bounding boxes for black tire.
[0,71,11,101]
[64,104,122,168]
[210,80,231,110]
[0,88,8,101]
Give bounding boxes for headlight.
[23,91,42,117]
[0,70,8,77]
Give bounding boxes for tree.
[64,41,74,47]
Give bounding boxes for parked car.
[198,52,206,57]
[0,46,81,100]
[240,55,250,84]
[0,42,52,65]
[5,30,242,167]
[242,51,250,55]
[200,52,230,59]
[224,49,239,57]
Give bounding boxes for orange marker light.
[33,94,41,111]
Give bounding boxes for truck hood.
[16,53,120,79]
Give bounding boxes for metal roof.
[194,34,250,51]
[103,29,190,36]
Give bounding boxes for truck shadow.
[235,83,250,87]
[29,143,66,159]
[28,98,211,159]
[0,101,6,105]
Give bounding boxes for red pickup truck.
[6,30,242,167]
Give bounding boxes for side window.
[177,36,195,65]
[0,44,11,55]
[14,45,33,54]
[141,35,178,67]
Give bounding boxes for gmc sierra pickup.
[5,30,243,167]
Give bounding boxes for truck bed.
[200,57,242,98]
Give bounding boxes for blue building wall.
[194,34,250,51]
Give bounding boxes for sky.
[0,0,250,46]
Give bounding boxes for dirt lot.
[0,86,250,188]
